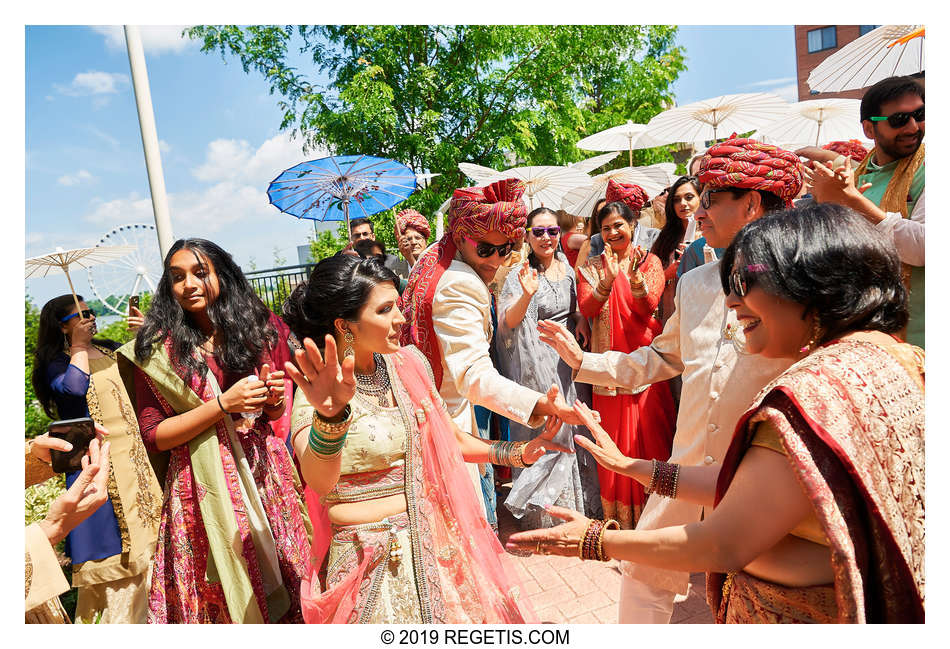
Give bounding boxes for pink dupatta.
[300,346,537,623]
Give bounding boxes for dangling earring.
[63,332,70,352]
[343,330,355,357]
[800,315,823,354]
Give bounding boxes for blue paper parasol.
[267,154,417,234]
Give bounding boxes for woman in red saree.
[281,254,568,623]
[508,204,924,623]
[575,199,675,529]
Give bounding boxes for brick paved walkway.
[496,492,712,624]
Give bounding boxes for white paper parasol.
[561,163,677,217]
[645,93,790,146]
[26,245,138,315]
[807,25,924,94]
[568,152,620,175]
[576,121,661,167]
[759,98,865,147]
[458,164,591,211]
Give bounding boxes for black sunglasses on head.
[870,106,924,129]
[463,235,515,258]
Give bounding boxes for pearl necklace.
[355,353,392,407]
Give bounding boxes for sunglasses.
[869,106,924,129]
[462,235,515,259]
[699,188,735,210]
[60,309,96,323]
[529,226,561,238]
[727,264,769,298]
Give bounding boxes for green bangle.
[308,425,347,458]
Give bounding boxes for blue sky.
[25,25,800,307]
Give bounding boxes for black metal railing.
[245,263,315,313]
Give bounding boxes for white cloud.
[159,140,171,154]
[55,71,129,96]
[57,170,94,187]
[192,132,323,185]
[771,84,800,104]
[91,25,195,55]
[746,77,796,88]
[88,126,121,150]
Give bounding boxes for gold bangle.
[312,404,353,438]
[579,519,596,560]
[629,271,648,298]
[598,519,620,561]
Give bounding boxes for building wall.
[794,25,870,101]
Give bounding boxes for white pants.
[618,572,676,624]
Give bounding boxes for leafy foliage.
[187,25,687,219]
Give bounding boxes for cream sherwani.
[575,260,792,595]
[431,257,546,504]
[432,257,545,432]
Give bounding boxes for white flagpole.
[125,26,174,260]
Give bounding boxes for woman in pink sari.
[575,199,676,529]
[281,254,566,623]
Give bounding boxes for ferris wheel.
[87,223,163,316]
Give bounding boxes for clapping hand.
[518,261,539,296]
[284,335,356,420]
[804,156,872,204]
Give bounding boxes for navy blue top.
[46,348,123,564]
[677,237,724,279]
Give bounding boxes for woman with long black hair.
[31,295,162,623]
[650,175,702,326]
[117,238,311,623]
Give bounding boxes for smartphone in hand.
[48,417,96,473]
[129,295,140,310]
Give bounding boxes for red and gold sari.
[709,339,925,623]
[576,252,676,529]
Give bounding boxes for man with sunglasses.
[539,137,803,623]
[802,75,925,348]
[399,178,583,519]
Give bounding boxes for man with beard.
[802,75,924,347]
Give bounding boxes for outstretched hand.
[570,400,633,477]
[284,334,356,420]
[505,505,590,557]
[538,319,584,370]
[522,414,574,465]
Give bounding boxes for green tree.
[187,25,686,218]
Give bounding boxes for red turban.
[605,179,648,213]
[822,139,869,163]
[698,137,804,207]
[448,178,528,241]
[395,209,431,241]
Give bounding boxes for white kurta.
[430,258,546,510]
[575,260,792,595]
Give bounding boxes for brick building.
[794,25,881,101]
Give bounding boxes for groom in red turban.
[398,178,580,517]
